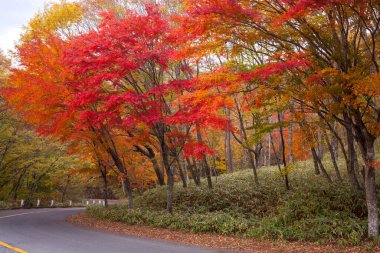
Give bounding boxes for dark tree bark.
[269,132,288,190]
[151,157,165,186]
[232,98,259,184]
[277,112,290,190]
[323,129,342,181]
[343,115,362,193]
[93,127,134,209]
[176,158,187,188]
[162,145,174,213]
[99,161,109,207]
[311,147,332,183]
[196,127,212,189]
[253,143,263,169]
[350,112,378,237]
[134,145,165,186]
[60,175,71,203]
[225,108,233,173]
[288,103,295,163]
[311,148,321,175]
[186,157,201,186]
[363,140,378,238]
[122,177,133,209]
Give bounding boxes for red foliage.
[183,141,214,160]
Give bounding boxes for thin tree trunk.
[100,165,108,207]
[311,148,321,175]
[317,129,324,157]
[268,135,271,166]
[269,132,288,190]
[288,103,294,163]
[96,127,133,208]
[61,175,71,203]
[176,158,187,188]
[159,132,174,213]
[311,147,332,183]
[253,144,262,169]
[203,158,213,189]
[331,123,339,159]
[196,127,212,188]
[186,158,201,186]
[151,157,165,186]
[343,115,362,192]
[278,112,290,190]
[233,98,259,183]
[134,145,165,186]
[323,129,342,181]
[225,108,233,173]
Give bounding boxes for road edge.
[66,213,378,253]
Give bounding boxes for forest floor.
[68,213,380,253]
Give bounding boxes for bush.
[0,201,12,209]
[86,161,379,245]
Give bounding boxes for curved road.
[0,208,232,253]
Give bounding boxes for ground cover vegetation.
[87,160,378,245]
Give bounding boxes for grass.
[86,159,380,245]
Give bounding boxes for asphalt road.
[0,208,232,253]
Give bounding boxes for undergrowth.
[87,160,379,245]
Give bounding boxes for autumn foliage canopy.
[2,0,380,237]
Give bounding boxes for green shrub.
[86,161,380,245]
[0,201,12,209]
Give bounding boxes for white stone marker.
[86,200,89,205]
[69,200,72,206]
[20,199,24,207]
[37,199,41,207]
[50,200,55,207]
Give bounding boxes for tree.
[180,0,380,237]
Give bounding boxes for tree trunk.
[123,177,133,209]
[233,98,259,183]
[61,175,71,203]
[176,158,187,188]
[288,103,295,163]
[186,158,201,186]
[311,149,321,175]
[363,140,379,237]
[278,112,290,190]
[253,144,262,169]
[269,132,288,190]
[324,129,342,181]
[351,119,378,237]
[343,117,362,192]
[268,135,271,166]
[134,145,165,186]
[203,158,213,189]
[311,147,332,183]
[225,108,233,173]
[317,129,324,157]
[151,158,165,186]
[160,138,174,213]
[247,150,259,184]
[331,123,339,159]
[100,166,108,207]
[196,127,212,188]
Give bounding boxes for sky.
[0,0,50,55]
